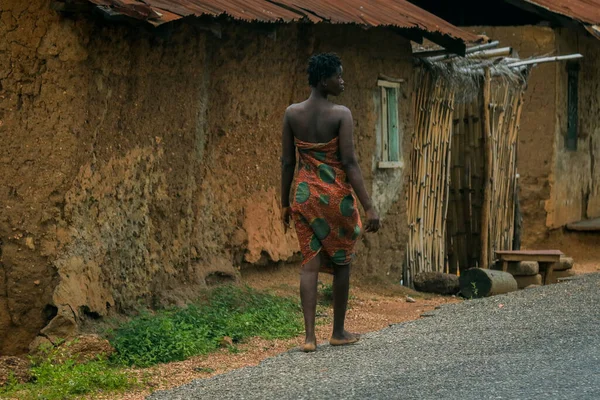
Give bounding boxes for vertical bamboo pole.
[442,108,453,273]
[472,89,484,267]
[440,88,455,272]
[480,68,492,269]
[466,102,477,268]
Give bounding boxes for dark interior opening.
[205,271,236,287]
[80,305,102,320]
[43,304,58,323]
[408,0,544,26]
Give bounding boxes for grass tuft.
[318,282,335,305]
[1,285,303,399]
[108,285,303,367]
[0,345,135,400]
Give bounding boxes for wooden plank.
[495,250,564,256]
[378,79,402,88]
[497,254,562,263]
[387,88,401,162]
[496,249,563,255]
[495,250,563,263]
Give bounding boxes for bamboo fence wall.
[482,74,525,268]
[405,68,456,287]
[445,73,525,273]
[446,89,484,274]
[407,65,527,285]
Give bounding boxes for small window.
[566,62,579,151]
[377,79,403,168]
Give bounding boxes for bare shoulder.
[286,100,309,112]
[285,101,307,120]
[332,104,352,119]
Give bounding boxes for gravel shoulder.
[148,273,600,400]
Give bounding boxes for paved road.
[148,273,600,400]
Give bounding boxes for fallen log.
[553,256,574,271]
[515,274,542,289]
[492,260,539,276]
[510,261,539,276]
[413,272,460,295]
[548,269,576,284]
[459,268,518,298]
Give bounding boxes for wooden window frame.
[377,79,404,169]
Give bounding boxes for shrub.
[109,285,303,367]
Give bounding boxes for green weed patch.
[109,285,303,367]
[0,347,134,400]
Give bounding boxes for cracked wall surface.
[0,0,219,354]
[1,1,413,354]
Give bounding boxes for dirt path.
[100,256,598,400]
[102,264,458,400]
[148,273,600,400]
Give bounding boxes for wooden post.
[480,68,492,269]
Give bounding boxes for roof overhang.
[505,0,600,40]
[55,0,484,55]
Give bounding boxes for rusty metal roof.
[509,0,600,40]
[521,0,600,25]
[87,0,480,44]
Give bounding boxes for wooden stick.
[505,53,583,68]
[426,41,500,62]
[480,68,492,269]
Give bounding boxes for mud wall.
[203,21,412,277]
[547,29,600,227]
[0,0,216,354]
[466,26,558,246]
[203,23,414,278]
[0,1,413,354]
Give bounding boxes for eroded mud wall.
[1,3,414,354]
[201,23,413,278]
[547,29,600,227]
[1,0,213,354]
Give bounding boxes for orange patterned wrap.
[291,137,362,272]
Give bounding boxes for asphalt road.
[148,273,600,400]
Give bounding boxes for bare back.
[280,87,380,246]
[286,99,347,143]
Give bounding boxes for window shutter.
[386,87,400,162]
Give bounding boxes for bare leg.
[330,263,359,345]
[300,253,321,352]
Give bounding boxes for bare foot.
[329,331,360,346]
[303,336,317,353]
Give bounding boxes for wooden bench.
[495,250,564,285]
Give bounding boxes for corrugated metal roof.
[87,0,480,43]
[520,0,600,25]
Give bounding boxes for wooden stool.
[495,250,564,285]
